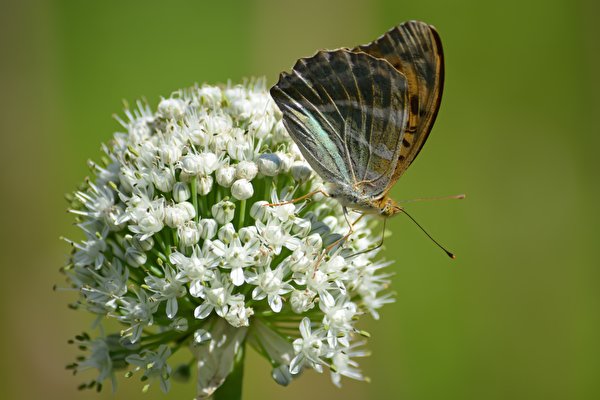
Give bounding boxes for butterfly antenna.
[399,209,456,259]
[398,193,466,204]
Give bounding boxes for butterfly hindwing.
[270,50,410,198]
[354,20,444,184]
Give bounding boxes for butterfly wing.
[270,50,410,199]
[354,20,444,184]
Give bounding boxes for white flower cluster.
[63,79,394,396]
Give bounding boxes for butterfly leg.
[324,208,365,254]
[312,210,365,275]
[264,188,329,207]
[346,217,387,259]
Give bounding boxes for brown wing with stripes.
[354,20,444,187]
[270,50,410,198]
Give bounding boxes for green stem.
[213,344,245,400]
[191,178,199,222]
[238,199,247,228]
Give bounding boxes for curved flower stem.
[213,344,245,400]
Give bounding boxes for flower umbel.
[62,80,394,396]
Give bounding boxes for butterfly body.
[325,181,401,217]
[271,21,444,218]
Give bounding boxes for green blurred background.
[1,0,598,399]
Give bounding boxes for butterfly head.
[380,198,402,217]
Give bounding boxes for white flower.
[247,265,293,313]
[212,237,259,286]
[126,196,165,240]
[63,81,394,395]
[144,265,188,319]
[290,318,327,374]
[126,345,172,393]
[256,219,300,255]
[191,272,237,319]
[320,294,358,347]
[224,296,254,327]
[249,200,269,222]
[74,337,115,388]
[329,341,369,387]
[197,85,222,103]
[170,242,217,285]
[117,290,159,344]
[72,227,108,270]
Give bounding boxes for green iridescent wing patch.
[270,50,410,198]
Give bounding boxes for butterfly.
[270,20,444,219]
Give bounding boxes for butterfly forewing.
[354,20,444,184]
[271,50,410,199]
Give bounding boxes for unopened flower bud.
[159,143,183,165]
[178,221,201,247]
[323,215,339,231]
[257,153,281,176]
[218,223,236,244]
[275,152,292,172]
[231,179,254,200]
[272,120,287,140]
[132,235,154,252]
[290,289,316,314]
[172,182,190,202]
[177,201,196,221]
[211,200,235,225]
[198,86,222,103]
[291,218,312,237]
[235,160,258,181]
[272,364,293,386]
[164,205,187,228]
[170,317,188,332]
[305,233,323,251]
[291,161,312,183]
[152,167,175,192]
[238,226,258,243]
[215,165,235,188]
[288,249,310,272]
[180,154,203,175]
[289,142,303,159]
[125,247,147,268]
[193,329,212,345]
[197,153,219,176]
[227,131,250,160]
[198,218,218,240]
[250,200,269,222]
[197,176,214,196]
